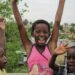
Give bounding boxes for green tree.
[0,0,12,20]
[0,0,28,21]
[59,25,63,32]
[70,23,75,33]
[0,0,29,72]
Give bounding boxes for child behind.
[49,44,75,75]
[12,0,66,75]
[0,18,7,75]
[67,46,75,74]
[0,48,7,75]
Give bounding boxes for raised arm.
[0,18,6,48]
[0,18,5,30]
[12,0,32,54]
[48,0,65,51]
[49,54,59,71]
[49,43,69,71]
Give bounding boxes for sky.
[19,0,75,24]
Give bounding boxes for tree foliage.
[6,22,28,72]
[0,0,29,72]
[0,0,11,19]
[70,23,75,33]
[0,0,28,21]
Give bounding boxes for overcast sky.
[19,0,75,24]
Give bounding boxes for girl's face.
[67,48,75,72]
[0,49,7,69]
[32,23,50,46]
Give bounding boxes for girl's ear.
[32,34,34,37]
[32,30,36,37]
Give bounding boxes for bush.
[6,22,28,72]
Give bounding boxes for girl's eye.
[44,31,48,34]
[35,31,40,33]
[34,30,49,34]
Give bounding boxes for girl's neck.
[35,44,46,53]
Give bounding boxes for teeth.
[39,37,44,40]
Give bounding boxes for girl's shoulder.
[27,44,36,58]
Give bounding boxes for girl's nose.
[40,32,44,36]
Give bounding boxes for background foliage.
[6,22,29,72]
[0,0,29,72]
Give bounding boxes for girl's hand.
[0,17,4,22]
[0,18,5,30]
[29,64,38,75]
[54,42,69,55]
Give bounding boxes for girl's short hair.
[31,19,50,34]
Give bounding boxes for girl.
[12,0,66,75]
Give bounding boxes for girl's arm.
[48,0,65,51]
[49,54,59,71]
[0,18,5,30]
[12,0,32,54]
[49,43,69,71]
[0,18,6,48]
